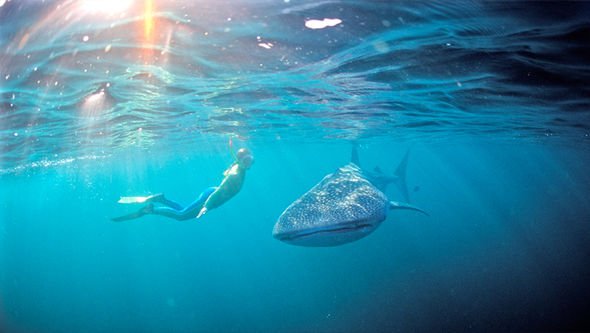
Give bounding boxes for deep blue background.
[1,140,590,332]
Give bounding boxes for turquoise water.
[1,1,590,332]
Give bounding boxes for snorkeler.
[111,140,254,222]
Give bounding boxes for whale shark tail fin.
[393,150,411,203]
[389,201,429,216]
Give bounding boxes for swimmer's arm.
[196,169,232,218]
[223,136,239,177]
[228,136,238,160]
[223,163,239,177]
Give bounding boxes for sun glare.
[144,0,154,39]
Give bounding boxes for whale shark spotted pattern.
[273,163,426,247]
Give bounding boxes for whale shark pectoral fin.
[389,201,429,216]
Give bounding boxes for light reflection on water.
[0,0,589,171]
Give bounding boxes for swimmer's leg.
[151,187,217,221]
[112,188,216,222]
[144,193,183,210]
[112,193,182,221]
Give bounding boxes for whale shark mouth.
[275,223,375,242]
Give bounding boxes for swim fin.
[111,204,153,222]
[111,211,144,222]
[117,194,160,204]
[111,212,143,222]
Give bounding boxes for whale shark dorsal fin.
[389,201,429,216]
[393,150,411,203]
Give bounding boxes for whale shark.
[273,163,427,247]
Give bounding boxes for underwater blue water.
[1,1,590,332]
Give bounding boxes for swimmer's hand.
[196,207,207,219]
